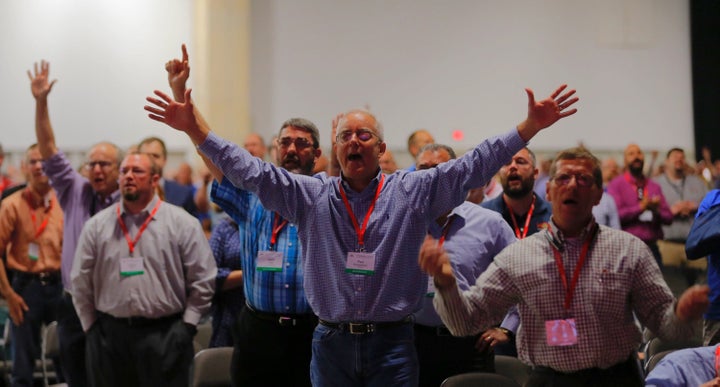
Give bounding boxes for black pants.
[413,324,494,387]
[231,305,316,387]
[86,313,193,387]
[526,357,643,387]
[57,292,87,387]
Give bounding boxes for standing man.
[419,147,710,386]
[655,147,708,286]
[608,143,673,267]
[29,60,122,387]
[211,120,320,386]
[406,129,435,171]
[164,47,318,385]
[137,136,199,217]
[413,143,516,386]
[481,147,552,353]
[0,144,63,387]
[71,152,215,387]
[145,48,578,384]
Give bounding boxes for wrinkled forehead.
[340,112,378,133]
[554,158,595,174]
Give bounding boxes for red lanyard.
[269,212,288,249]
[549,224,596,310]
[25,189,52,239]
[504,195,535,239]
[338,174,385,251]
[624,172,648,201]
[715,345,720,377]
[437,215,456,249]
[116,201,161,255]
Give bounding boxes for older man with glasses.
[28,60,122,387]
[420,147,710,387]
[145,44,578,385]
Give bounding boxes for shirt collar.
[119,194,161,217]
[339,168,383,195]
[548,216,597,246]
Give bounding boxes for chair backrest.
[495,355,532,386]
[644,349,676,375]
[441,372,521,387]
[42,321,67,387]
[645,336,702,360]
[189,347,233,387]
[193,321,213,353]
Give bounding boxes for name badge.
[28,243,40,261]
[426,276,436,297]
[120,257,144,277]
[257,251,284,272]
[639,210,654,222]
[345,251,376,275]
[545,318,578,346]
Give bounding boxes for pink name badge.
[545,318,578,346]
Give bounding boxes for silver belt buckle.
[349,323,374,334]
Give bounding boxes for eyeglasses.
[278,137,314,149]
[552,173,596,188]
[85,160,115,170]
[336,129,378,144]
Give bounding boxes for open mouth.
[348,154,362,161]
[563,198,578,205]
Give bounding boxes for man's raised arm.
[28,60,59,159]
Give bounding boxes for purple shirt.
[43,151,120,290]
[607,173,672,243]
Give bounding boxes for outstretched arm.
[516,84,578,142]
[28,61,59,159]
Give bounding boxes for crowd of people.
[0,44,717,387]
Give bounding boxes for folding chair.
[189,347,233,387]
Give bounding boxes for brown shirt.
[0,188,63,273]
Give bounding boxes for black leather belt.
[245,303,317,327]
[319,316,413,335]
[13,270,61,286]
[97,311,182,327]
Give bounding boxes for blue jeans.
[10,273,62,387]
[310,322,418,387]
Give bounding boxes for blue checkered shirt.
[212,179,311,314]
[199,129,525,322]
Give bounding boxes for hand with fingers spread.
[28,60,57,101]
[166,44,190,101]
[328,113,344,176]
[517,84,579,142]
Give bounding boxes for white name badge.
[28,243,40,261]
[639,210,654,222]
[257,251,284,272]
[545,318,578,346]
[120,257,144,277]
[345,251,376,275]
[426,276,436,297]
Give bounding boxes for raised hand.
[145,89,197,132]
[27,60,57,100]
[166,44,190,101]
[517,84,578,141]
